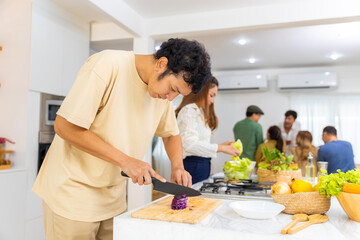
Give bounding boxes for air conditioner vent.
[215,73,268,91]
[277,72,337,91]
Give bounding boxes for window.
[291,94,360,163]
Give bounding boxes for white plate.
[229,201,285,219]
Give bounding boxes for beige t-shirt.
[33,50,179,222]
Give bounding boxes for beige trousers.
[43,202,113,240]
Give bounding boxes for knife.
[121,171,201,197]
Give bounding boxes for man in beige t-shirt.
[33,38,211,239]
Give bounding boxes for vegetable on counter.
[171,194,188,210]
[318,169,360,197]
[258,146,298,171]
[223,157,253,180]
[223,139,254,180]
[271,182,292,194]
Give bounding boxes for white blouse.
[177,103,218,158]
[279,120,301,156]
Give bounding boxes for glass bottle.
[305,152,316,184]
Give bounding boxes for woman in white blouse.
[175,77,240,184]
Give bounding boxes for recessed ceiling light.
[330,54,340,60]
[155,45,161,51]
[238,39,247,45]
[248,58,256,64]
[256,74,262,79]
[324,72,330,75]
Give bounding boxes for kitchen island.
[114,196,360,240]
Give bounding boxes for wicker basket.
[257,168,302,183]
[271,192,331,214]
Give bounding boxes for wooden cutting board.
[131,196,222,224]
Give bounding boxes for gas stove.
[195,176,273,201]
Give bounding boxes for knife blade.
[121,171,201,197]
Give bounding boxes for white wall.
[0,0,90,239]
[0,0,32,168]
[25,1,90,239]
[0,0,32,239]
[211,65,360,173]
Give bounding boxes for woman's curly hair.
[154,38,211,94]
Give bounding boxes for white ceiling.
[122,0,293,18]
[153,21,360,70]
[50,0,360,71]
[91,21,360,71]
[50,0,111,22]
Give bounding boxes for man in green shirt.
[233,105,264,161]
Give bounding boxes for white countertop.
[114,195,360,240]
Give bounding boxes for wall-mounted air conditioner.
[277,72,337,91]
[215,74,268,91]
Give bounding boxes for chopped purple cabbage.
[171,194,188,210]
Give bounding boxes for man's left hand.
[171,167,192,188]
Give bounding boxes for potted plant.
[0,137,15,149]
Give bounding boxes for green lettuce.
[223,158,253,180]
[231,139,243,161]
[258,146,295,171]
[319,169,360,197]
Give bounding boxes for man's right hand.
[120,157,166,186]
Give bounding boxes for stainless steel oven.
[38,93,64,173]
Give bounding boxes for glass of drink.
[317,161,328,178]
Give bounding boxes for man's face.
[253,113,261,122]
[207,85,218,106]
[147,57,192,101]
[284,115,295,128]
[322,132,329,143]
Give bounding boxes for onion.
[271,182,291,195]
[171,194,188,210]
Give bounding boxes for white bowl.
[229,201,285,219]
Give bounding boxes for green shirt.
[233,118,263,161]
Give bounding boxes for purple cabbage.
[171,194,188,210]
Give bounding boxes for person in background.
[255,126,286,167]
[176,77,240,184]
[233,105,264,161]
[318,126,356,174]
[32,38,211,239]
[291,131,318,176]
[279,110,301,156]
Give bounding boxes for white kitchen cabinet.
[30,2,89,96]
[30,9,63,95]
[61,25,89,96]
[0,169,27,240]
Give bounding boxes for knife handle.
[121,171,129,178]
[121,171,156,182]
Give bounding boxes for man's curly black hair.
[154,38,211,94]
